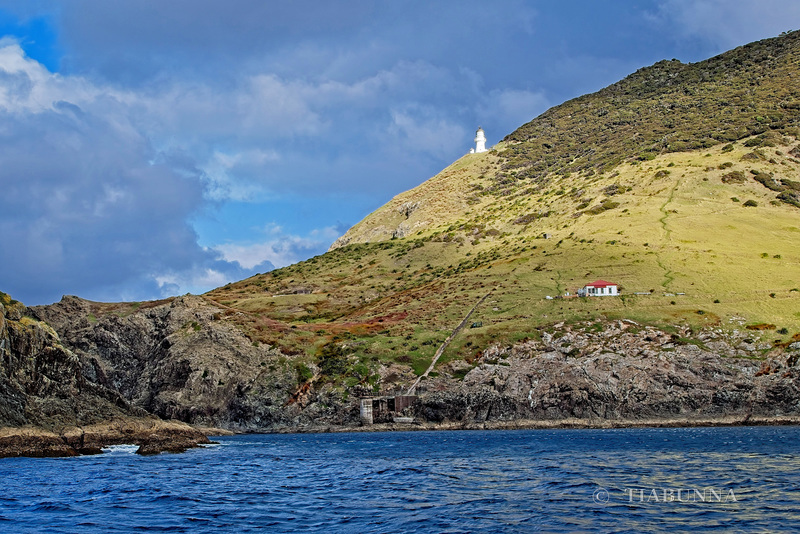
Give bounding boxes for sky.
[0,1,799,305]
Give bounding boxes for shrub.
[752,171,783,191]
[513,211,551,224]
[317,342,348,377]
[743,199,758,207]
[777,191,800,208]
[294,362,314,382]
[721,170,746,183]
[781,178,800,191]
[741,151,764,161]
[586,200,620,215]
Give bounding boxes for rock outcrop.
[0,419,210,457]
[1,294,134,429]
[28,294,800,433]
[31,294,358,431]
[414,320,800,425]
[0,293,209,457]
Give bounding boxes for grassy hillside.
[205,31,800,391]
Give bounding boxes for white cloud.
[214,225,340,269]
[388,107,468,159]
[154,268,232,296]
[201,149,281,202]
[0,40,108,114]
[0,42,229,304]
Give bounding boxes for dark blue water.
[2,426,800,533]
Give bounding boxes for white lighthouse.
[473,127,487,153]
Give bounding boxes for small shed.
[578,280,619,297]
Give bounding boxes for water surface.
[2,426,800,532]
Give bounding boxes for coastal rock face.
[0,295,134,429]
[32,294,800,432]
[415,321,800,424]
[0,294,209,457]
[32,295,341,431]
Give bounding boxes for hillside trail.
[656,177,681,290]
[406,291,493,395]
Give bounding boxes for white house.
[469,127,487,154]
[578,280,619,297]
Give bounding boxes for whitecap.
[100,444,139,454]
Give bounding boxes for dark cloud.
[0,57,258,304]
[6,0,537,86]
[50,0,379,83]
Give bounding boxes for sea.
[2,426,800,533]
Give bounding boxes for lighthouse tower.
[473,127,487,153]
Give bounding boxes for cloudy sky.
[0,1,799,305]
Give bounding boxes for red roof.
[586,280,617,288]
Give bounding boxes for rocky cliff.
[29,293,800,433]
[415,320,800,425]
[0,292,132,428]
[0,292,209,457]
[31,294,362,432]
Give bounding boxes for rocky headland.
[25,294,800,438]
[0,293,210,457]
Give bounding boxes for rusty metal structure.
[358,394,418,425]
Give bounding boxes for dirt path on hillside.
[407,291,493,395]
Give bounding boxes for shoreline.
[5,415,799,458]
[0,419,211,458]
[248,414,800,435]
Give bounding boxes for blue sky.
[0,0,799,305]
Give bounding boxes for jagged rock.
[413,322,800,424]
[32,295,351,431]
[0,419,210,458]
[0,294,210,457]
